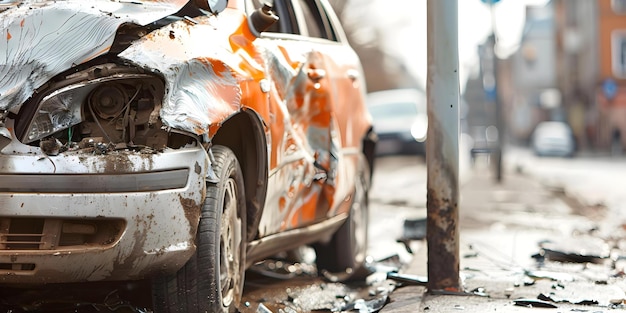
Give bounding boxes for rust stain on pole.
[426,0,461,292]
[426,124,460,290]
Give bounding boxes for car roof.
[536,121,571,130]
[367,88,425,108]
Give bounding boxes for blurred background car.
[367,88,427,156]
[531,121,576,157]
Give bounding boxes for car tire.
[152,145,246,313]
[314,155,370,282]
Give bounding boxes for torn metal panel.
[0,0,189,112]
[119,9,253,136]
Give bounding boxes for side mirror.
[251,2,278,33]
[194,0,228,14]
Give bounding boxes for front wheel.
[152,145,246,313]
[314,156,370,282]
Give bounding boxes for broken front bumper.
[0,147,208,284]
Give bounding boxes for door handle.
[307,68,326,82]
[347,69,359,82]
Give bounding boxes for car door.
[249,0,367,237]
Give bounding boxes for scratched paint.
[0,0,189,112]
[259,46,349,233]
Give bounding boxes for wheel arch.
[211,110,268,241]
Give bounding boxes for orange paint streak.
[79,46,111,64]
[208,124,221,138]
[278,46,301,69]
[321,184,336,213]
[286,179,334,228]
[20,19,24,28]
[240,81,270,122]
[6,31,11,41]
[288,213,297,229]
[288,185,320,228]
[228,15,266,83]
[309,82,332,127]
[209,59,228,74]
[300,193,318,222]
[229,16,259,58]
[268,95,285,169]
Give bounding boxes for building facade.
[508,4,557,142]
[501,0,626,153]
[594,0,626,153]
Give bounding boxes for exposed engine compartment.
[13,63,196,155]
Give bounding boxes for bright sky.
[345,0,550,91]
[458,0,551,84]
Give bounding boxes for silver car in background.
[367,88,427,156]
[531,121,576,157]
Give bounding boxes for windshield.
[369,102,419,119]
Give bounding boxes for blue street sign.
[485,86,496,102]
[603,78,617,100]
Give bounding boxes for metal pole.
[492,36,503,183]
[426,0,460,291]
[490,3,503,183]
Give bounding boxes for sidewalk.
[380,161,626,312]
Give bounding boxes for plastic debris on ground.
[513,298,558,308]
[385,272,427,287]
[538,236,610,264]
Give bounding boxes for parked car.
[531,121,576,157]
[367,88,427,155]
[0,0,375,312]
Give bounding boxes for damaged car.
[0,0,375,312]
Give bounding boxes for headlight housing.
[17,64,165,147]
[25,85,88,143]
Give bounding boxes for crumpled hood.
[0,0,189,111]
